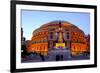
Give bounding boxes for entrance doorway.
[56,55,63,61]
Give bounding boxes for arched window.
[67,32,70,39]
[50,32,53,39]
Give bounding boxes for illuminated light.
[55,43,65,49]
[26,21,89,56]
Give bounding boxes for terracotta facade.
[26,21,90,56]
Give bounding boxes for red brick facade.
[26,21,90,56]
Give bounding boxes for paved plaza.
[22,48,90,63]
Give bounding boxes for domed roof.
[40,21,78,28]
[33,21,84,34]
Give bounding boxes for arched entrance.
[56,54,64,61]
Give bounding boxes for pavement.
[21,49,90,63]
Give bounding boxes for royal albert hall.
[26,21,90,57]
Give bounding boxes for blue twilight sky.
[21,10,90,40]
